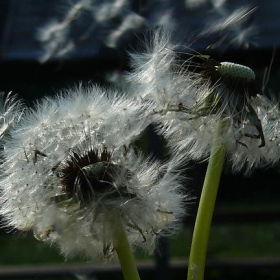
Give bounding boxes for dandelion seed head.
[126,27,277,173]
[0,85,187,259]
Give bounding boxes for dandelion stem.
[187,119,227,280]
[109,211,141,280]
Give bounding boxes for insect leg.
[247,103,265,148]
[33,149,47,164]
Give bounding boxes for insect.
[60,148,135,205]
[216,61,255,80]
[81,162,107,178]
[23,149,47,164]
[33,149,47,164]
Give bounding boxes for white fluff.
[126,27,280,174]
[0,85,187,260]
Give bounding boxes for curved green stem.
[108,211,141,280]
[187,120,227,280]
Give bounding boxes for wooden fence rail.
[1,259,280,279]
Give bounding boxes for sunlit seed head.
[216,61,255,80]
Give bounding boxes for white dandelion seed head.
[126,28,217,159]
[126,27,277,173]
[0,85,187,259]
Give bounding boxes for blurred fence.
[2,258,280,279]
[1,209,280,280]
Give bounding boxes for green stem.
[187,120,227,280]
[108,211,141,280]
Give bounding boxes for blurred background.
[1,0,280,279]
